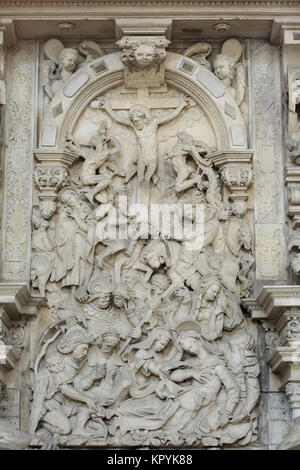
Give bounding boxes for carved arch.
[40,52,247,152]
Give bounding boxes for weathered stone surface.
[0,7,298,451]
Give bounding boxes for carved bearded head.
[129,105,151,130]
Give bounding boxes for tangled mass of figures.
[29,37,258,448]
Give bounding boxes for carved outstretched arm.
[60,383,93,406]
[157,95,192,126]
[90,97,132,128]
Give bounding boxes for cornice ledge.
[0,283,45,320]
[271,16,300,45]
[242,285,300,323]
[1,0,300,6]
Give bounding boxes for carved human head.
[113,282,131,308]
[57,326,89,361]
[213,53,236,83]
[199,277,222,302]
[231,200,247,217]
[144,251,164,270]
[89,275,112,309]
[178,331,201,356]
[149,327,173,352]
[58,48,79,72]
[58,187,79,208]
[129,105,151,129]
[217,204,231,221]
[132,43,156,69]
[45,352,65,374]
[153,334,172,352]
[150,273,171,295]
[143,241,167,270]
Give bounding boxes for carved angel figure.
[42,38,105,106]
[213,39,248,124]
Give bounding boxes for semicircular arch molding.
[39,51,247,152]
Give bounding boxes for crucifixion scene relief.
[0,3,299,451]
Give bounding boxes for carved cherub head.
[58,48,80,73]
[133,43,156,69]
[213,53,236,83]
[118,37,169,70]
[213,38,243,87]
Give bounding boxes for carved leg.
[144,160,157,183]
[73,408,90,436]
[42,409,72,435]
[137,161,146,183]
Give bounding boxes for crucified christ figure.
[90,95,193,184]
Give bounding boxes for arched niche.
[37,51,247,157]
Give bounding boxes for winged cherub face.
[133,44,155,69]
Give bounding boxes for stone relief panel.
[250,40,286,281]
[26,36,259,448]
[1,41,36,280]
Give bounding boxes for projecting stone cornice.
[1,0,300,11]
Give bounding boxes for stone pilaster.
[250,40,287,287]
